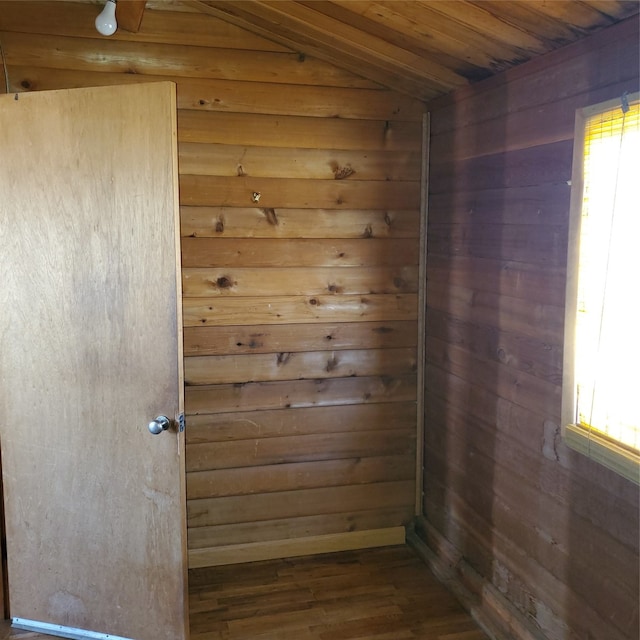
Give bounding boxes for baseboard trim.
[189,526,406,568]
[407,517,545,640]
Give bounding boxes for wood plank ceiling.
[173,1,640,101]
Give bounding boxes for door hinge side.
[178,413,185,433]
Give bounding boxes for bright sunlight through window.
[563,93,640,483]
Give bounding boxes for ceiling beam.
[116,0,147,33]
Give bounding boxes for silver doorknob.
[148,415,171,435]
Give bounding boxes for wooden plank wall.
[0,1,422,566]
[419,17,639,640]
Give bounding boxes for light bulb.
[95,0,117,36]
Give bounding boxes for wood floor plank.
[0,546,488,640]
[189,545,489,640]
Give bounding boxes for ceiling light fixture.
[95,0,117,37]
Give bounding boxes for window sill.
[564,423,640,485]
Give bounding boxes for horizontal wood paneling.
[187,429,415,473]
[427,222,567,266]
[183,321,417,356]
[427,184,570,226]
[186,375,417,414]
[177,111,422,149]
[183,294,417,327]
[178,143,422,180]
[426,309,562,385]
[5,65,422,120]
[181,238,418,267]
[427,254,566,307]
[187,508,410,548]
[424,387,639,516]
[185,402,417,443]
[422,402,639,553]
[188,481,415,527]
[181,207,419,239]
[422,17,639,640]
[429,77,640,162]
[179,175,420,209]
[0,1,421,565]
[182,266,418,297]
[426,280,564,343]
[0,31,375,88]
[185,347,416,385]
[429,140,574,194]
[187,455,414,499]
[426,338,561,417]
[183,264,417,295]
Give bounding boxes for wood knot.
[362,225,373,238]
[277,352,292,366]
[380,375,394,388]
[373,326,392,334]
[215,218,225,233]
[325,356,338,372]
[216,276,233,289]
[393,277,406,290]
[309,298,319,306]
[333,165,355,180]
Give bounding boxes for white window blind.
[565,94,640,479]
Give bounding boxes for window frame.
[562,93,640,484]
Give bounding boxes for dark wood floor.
[1,546,488,640]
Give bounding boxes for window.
[562,93,640,484]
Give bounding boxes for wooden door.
[0,83,188,640]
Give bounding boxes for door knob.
[148,415,171,435]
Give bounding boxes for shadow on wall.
[564,56,640,640]
[420,79,509,627]
[418,17,640,640]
